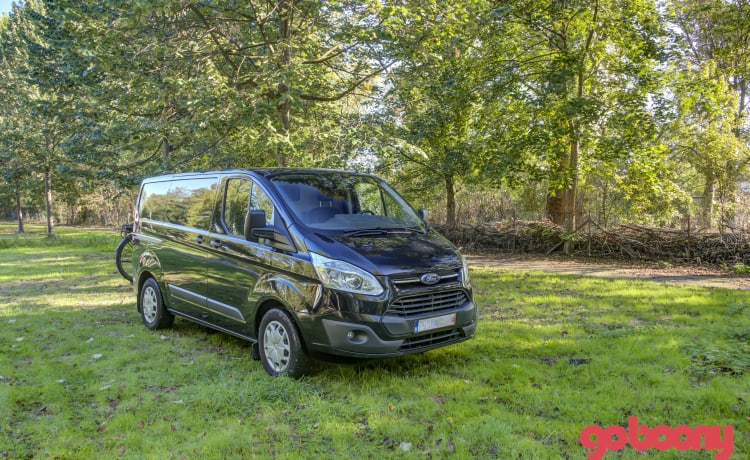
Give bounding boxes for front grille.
[400,329,463,351]
[391,270,460,289]
[387,290,468,318]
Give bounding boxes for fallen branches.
[435,222,750,265]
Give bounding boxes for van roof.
[141,168,373,183]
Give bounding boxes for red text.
[580,416,733,460]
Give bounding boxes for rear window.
[139,178,218,230]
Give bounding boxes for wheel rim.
[142,285,158,323]
[263,320,291,372]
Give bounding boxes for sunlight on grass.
[1,230,749,458]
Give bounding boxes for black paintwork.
[132,169,477,360]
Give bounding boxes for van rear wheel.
[258,309,307,377]
[115,233,135,283]
[139,278,174,330]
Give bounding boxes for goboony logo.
[580,416,734,460]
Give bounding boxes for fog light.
[346,329,368,344]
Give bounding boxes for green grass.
[1,222,749,459]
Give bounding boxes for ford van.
[131,169,477,376]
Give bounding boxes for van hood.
[318,230,462,277]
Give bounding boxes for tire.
[115,233,135,283]
[258,309,308,377]
[139,278,174,330]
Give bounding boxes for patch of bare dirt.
[465,253,750,290]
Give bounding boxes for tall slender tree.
[670,0,750,229]
[0,0,85,237]
[499,0,664,250]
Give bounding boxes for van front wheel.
[139,278,174,330]
[258,309,307,377]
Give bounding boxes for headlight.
[460,254,471,288]
[310,253,384,296]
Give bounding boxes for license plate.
[414,313,456,333]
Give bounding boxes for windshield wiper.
[343,227,421,237]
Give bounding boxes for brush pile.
[435,222,750,265]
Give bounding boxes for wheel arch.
[136,270,165,313]
[254,299,309,353]
[134,250,165,313]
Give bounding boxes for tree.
[0,0,106,236]
[669,0,750,229]
[0,13,27,232]
[493,0,665,251]
[371,0,492,227]
[668,61,748,228]
[121,0,389,167]
[671,0,749,138]
[11,5,57,236]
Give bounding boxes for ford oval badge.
[420,273,440,285]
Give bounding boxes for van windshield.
[270,172,426,233]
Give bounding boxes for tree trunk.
[15,180,24,234]
[277,83,291,167]
[733,76,746,139]
[724,78,746,229]
[445,174,457,228]
[547,148,569,226]
[45,164,55,238]
[701,175,715,229]
[547,190,566,226]
[718,163,738,232]
[276,0,292,167]
[563,135,580,255]
[161,136,172,171]
[599,180,608,226]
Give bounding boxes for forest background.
[0,0,748,254]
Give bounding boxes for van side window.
[140,178,217,230]
[250,184,274,226]
[224,178,251,236]
[139,181,171,221]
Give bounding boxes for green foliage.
[667,0,750,229]
[495,0,667,228]
[683,318,750,380]
[558,231,583,242]
[657,260,673,269]
[1,0,749,229]
[728,263,750,275]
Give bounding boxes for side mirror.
[251,227,295,252]
[244,210,266,241]
[418,208,428,223]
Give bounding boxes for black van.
[131,169,476,376]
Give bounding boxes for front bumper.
[313,300,477,357]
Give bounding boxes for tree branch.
[299,63,393,102]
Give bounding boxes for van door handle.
[209,240,223,249]
[194,236,204,244]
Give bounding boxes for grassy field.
[1,223,749,459]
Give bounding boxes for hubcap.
[263,320,290,372]
[142,286,158,323]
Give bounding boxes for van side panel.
[151,223,210,317]
[202,176,319,338]
[202,234,267,333]
[136,176,220,319]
